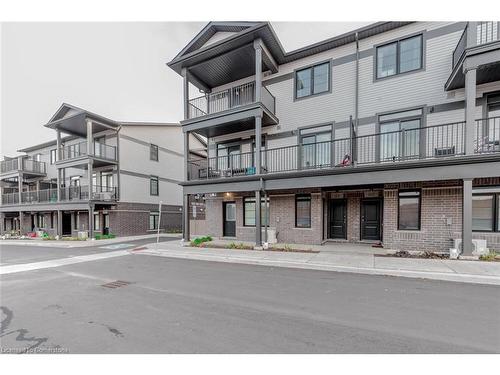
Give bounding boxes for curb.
[136,249,500,286]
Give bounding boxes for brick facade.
[198,178,500,252]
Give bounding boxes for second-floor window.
[376,35,423,79]
[50,149,57,164]
[150,176,159,196]
[150,144,159,161]
[295,61,331,99]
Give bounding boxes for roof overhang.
[168,21,413,89]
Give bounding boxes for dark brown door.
[329,199,347,239]
[361,199,382,241]
[223,202,236,237]
[62,212,72,236]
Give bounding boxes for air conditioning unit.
[453,239,488,255]
[78,231,89,240]
[262,228,277,244]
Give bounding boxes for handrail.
[186,120,473,181]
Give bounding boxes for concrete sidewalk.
[137,241,500,285]
[0,233,182,248]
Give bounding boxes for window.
[217,144,241,170]
[243,197,270,226]
[37,214,46,229]
[398,190,421,230]
[70,176,80,187]
[472,195,495,231]
[295,195,312,228]
[150,144,159,161]
[379,109,423,161]
[295,62,331,99]
[149,212,159,230]
[33,153,42,162]
[376,35,423,79]
[101,171,113,190]
[94,213,100,231]
[300,130,332,168]
[150,176,159,196]
[50,149,57,164]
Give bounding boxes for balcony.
[59,141,117,163]
[188,81,276,120]
[0,158,46,176]
[447,22,500,90]
[1,185,117,206]
[186,118,500,181]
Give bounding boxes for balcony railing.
[187,81,276,120]
[452,22,500,69]
[475,116,500,154]
[0,158,46,175]
[185,120,500,181]
[1,186,117,205]
[59,141,117,161]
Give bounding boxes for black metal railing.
[1,186,117,205]
[1,192,19,205]
[186,120,475,181]
[0,158,46,174]
[452,22,500,69]
[187,81,276,119]
[474,116,500,154]
[59,141,117,161]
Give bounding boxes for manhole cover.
[101,280,131,289]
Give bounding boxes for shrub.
[95,233,116,240]
[479,251,500,261]
[190,236,213,247]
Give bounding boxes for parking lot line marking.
[0,250,130,275]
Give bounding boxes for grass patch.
[94,233,116,240]
[479,252,500,262]
[226,242,253,250]
[190,236,213,247]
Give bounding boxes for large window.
[295,62,331,99]
[94,213,100,231]
[149,212,159,230]
[295,195,312,228]
[150,176,159,196]
[379,109,422,161]
[243,197,270,226]
[217,144,241,171]
[398,190,421,230]
[299,125,332,168]
[150,144,159,161]
[376,35,423,79]
[472,194,496,232]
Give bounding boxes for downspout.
[354,32,360,133]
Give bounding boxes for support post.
[182,194,190,244]
[88,160,94,199]
[19,211,23,235]
[466,22,478,48]
[464,67,477,155]
[86,118,93,156]
[88,204,94,239]
[184,132,190,181]
[254,41,262,103]
[56,130,62,160]
[57,210,62,237]
[182,68,189,120]
[18,172,23,204]
[255,116,262,174]
[255,190,262,247]
[462,178,473,256]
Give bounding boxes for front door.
[329,199,347,239]
[361,199,382,241]
[62,212,72,236]
[223,202,236,237]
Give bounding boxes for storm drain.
[101,280,131,289]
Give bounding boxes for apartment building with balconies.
[0,103,206,238]
[169,21,500,255]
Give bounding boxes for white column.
[464,67,477,155]
[182,68,189,120]
[462,178,473,256]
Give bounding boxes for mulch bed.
[376,250,449,259]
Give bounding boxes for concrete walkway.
[0,233,182,248]
[138,241,500,285]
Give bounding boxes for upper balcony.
[446,22,500,90]
[57,140,117,167]
[186,117,500,182]
[0,157,46,179]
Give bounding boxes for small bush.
[479,251,500,262]
[190,236,212,247]
[95,233,116,240]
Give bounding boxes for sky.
[0,22,370,157]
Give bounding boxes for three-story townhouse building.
[169,21,500,255]
[0,103,206,238]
